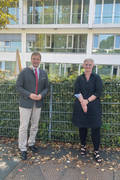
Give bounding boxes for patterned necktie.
[35,68,38,94]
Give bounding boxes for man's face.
[31,55,41,68]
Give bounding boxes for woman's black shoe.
[94,151,102,163]
[80,145,86,156]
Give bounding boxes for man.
[16,52,48,160]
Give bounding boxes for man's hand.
[29,93,39,100]
[29,93,42,100]
[37,94,42,100]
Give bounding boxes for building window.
[4,41,11,47]
[27,34,45,52]
[0,41,11,51]
[94,0,102,24]
[97,65,112,77]
[114,0,120,23]
[53,34,66,51]
[94,0,120,24]
[0,34,21,52]
[27,34,87,53]
[44,0,55,24]
[115,35,120,48]
[27,0,89,24]
[93,35,99,49]
[93,34,120,54]
[103,0,113,23]
[27,0,42,24]
[73,34,87,53]
[27,0,55,24]
[5,61,16,73]
[82,0,89,24]
[0,61,15,73]
[58,0,71,24]
[72,0,82,23]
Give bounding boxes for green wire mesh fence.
[0,80,120,146]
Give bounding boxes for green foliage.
[100,35,114,49]
[0,78,120,147]
[0,70,15,82]
[0,70,6,81]
[0,0,18,28]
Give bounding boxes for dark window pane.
[82,0,89,24]
[72,0,82,23]
[58,0,71,24]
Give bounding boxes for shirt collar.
[32,66,39,71]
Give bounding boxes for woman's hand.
[78,94,88,113]
[80,99,88,113]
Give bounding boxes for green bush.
[0,77,120,147]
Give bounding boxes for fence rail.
[0,81,120,147]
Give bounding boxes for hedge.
[0,79,120,147]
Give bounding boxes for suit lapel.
[29,67,35,77]
[38,68,41,82]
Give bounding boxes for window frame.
[45,34,52,48]
[114,35,120,49]
[66,35,74,49]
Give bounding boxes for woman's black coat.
[72,73,103,128]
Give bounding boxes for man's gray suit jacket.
[16,67,48,108]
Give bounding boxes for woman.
[72,58,103,163]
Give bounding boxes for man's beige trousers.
[18,104,41,151]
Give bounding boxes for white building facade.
[0,0,120,77]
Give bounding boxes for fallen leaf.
[109,167,114,171]
[31,157,36,160]
[64,165,68,168]
[67,160,70,163]
[76,164,80,168]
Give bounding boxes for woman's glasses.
[84,64,93,67]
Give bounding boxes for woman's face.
[83,60,94,73]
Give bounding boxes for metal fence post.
[48,83,53,140]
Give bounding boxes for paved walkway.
[0,138,120,180]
